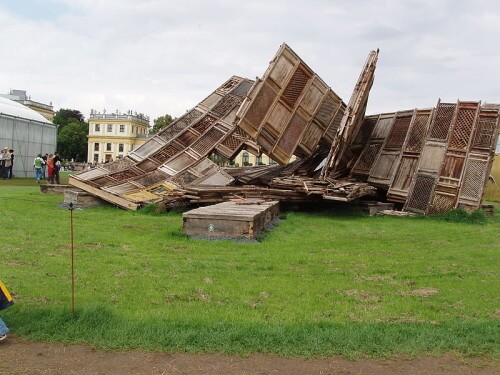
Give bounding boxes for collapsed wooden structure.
[69,43,500,215]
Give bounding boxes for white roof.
[0,96,52,123]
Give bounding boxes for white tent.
[0,97,57,178]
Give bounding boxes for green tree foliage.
[53,108,85,133]
[57,121,89,161]
[53,108,88,161]
[150,114,174,134]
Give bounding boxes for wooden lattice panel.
[216,76,242,95]
[404,111,431,153]
[192,115,217,134]
[231,80,253,97]
[459,158,488,202]
[239,83,277,138]
[351,143,383,175]
[384,113,413,150]
[281,64,311,108]
[157,109,203,143]
[449,104,478,150]
[220,127,247,151]
[472,110,499,151]
[323,107,345,142]
[108,168,142,183]
[429,102,456,141]
[274,113,307,158]
[405,174,436,213]
[150,144,182,164]
[191,127,225,155]
[131,170,170,187]
[429,192,457,215]
[315,94,338,128]
[100,158,135,173]
[211,94,241,117]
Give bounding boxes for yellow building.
[87,110,150,164]
[0,89,55,121]
[483,131,500,201]
[232,151,277,167]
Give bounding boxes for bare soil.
[0,336,498,375]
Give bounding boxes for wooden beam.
[68,176,139,211]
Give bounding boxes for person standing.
[8,149,14,179]
[46,154,55,184]
[0,148,11,180]
[33,154,45,183]
[0,279,14,341]
[53,151,61,184]
[41,153,48,180]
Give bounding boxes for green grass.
[0,182,499,358]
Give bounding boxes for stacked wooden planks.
[183,200,280,239]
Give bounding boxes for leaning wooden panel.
[70,76,252,209]
[457,154,491,209]
[235,43,346,165]
[350,113,394,179]
[387,108,433,202]
[386,155,420,202]
[321,49,379,179]
[455,104,500,209]
[404,173,437,214]
[428,101,480,214]
[368,110,413,187]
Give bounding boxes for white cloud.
[0,0,499,122]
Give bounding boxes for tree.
[53,108,85,134]
[57,121,88,162]
[150,114,174,134]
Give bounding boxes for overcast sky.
[1,0,499,124]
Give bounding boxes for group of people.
[33,152,61,184]
[0,149,62,183]
[0,148,14,180]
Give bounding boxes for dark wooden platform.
[183,200,279,239]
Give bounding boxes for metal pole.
[69,202,75,316]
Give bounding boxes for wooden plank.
[69,176,139,210]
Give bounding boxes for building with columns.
[87,110,150,164]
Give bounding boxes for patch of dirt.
[0,336,498,374]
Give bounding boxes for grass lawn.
[0,179,498,358]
